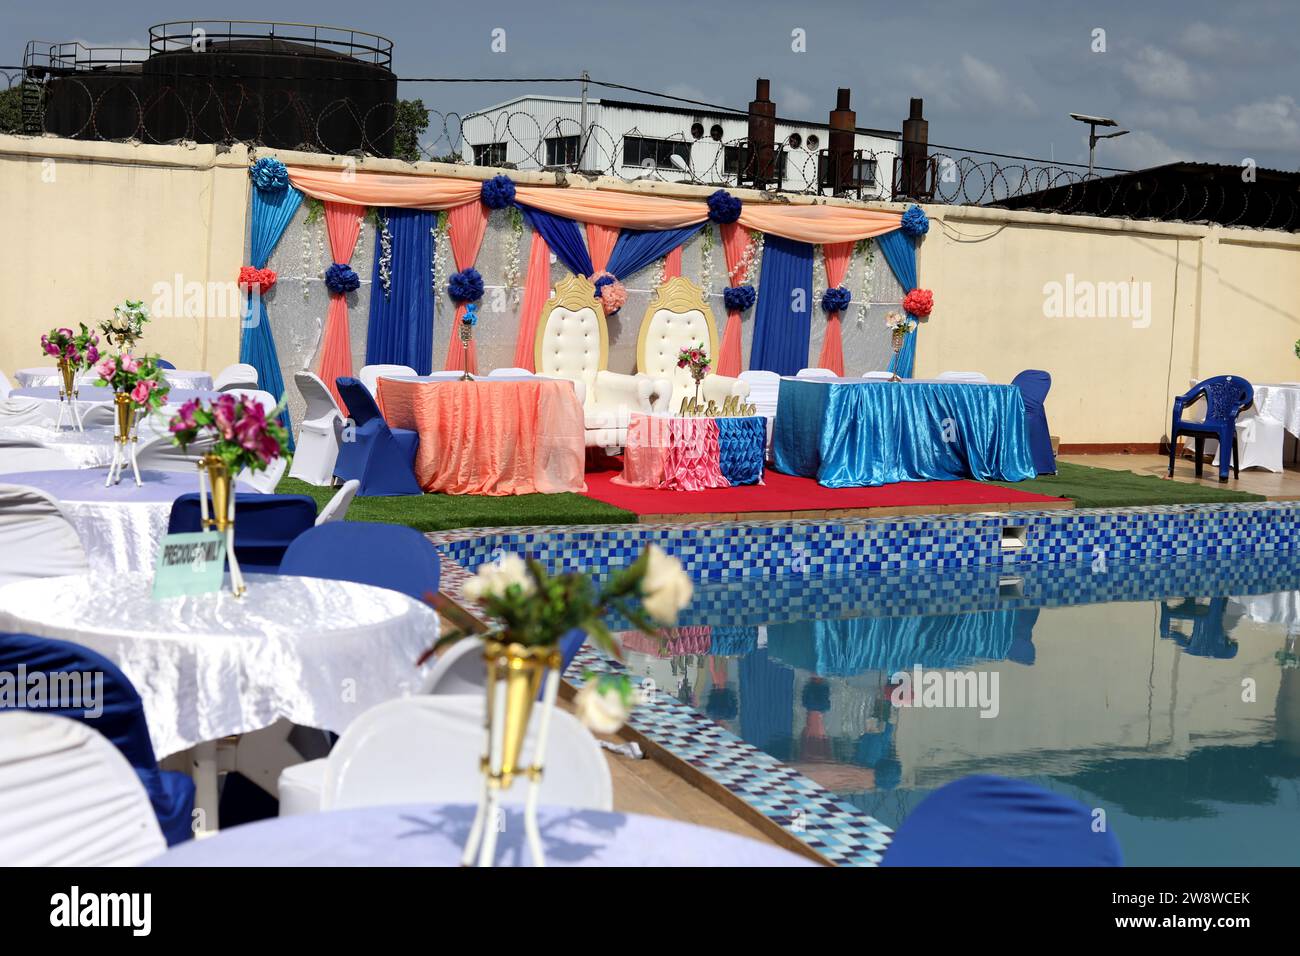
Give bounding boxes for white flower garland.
[431,211,449,297]
[856,238,876,326]
[501,208,524,302]
[299,213,313,302]
[378,214,393,299]
[699,225,715,294]
[651,256,666,289]
[744,231,765,289]
[354,211,366,264]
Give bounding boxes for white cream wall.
[0,137,248,378]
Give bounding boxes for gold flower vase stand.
[55,359,85,432]
[104,393,142,487]
[197,454,246,597]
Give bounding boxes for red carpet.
[582,467,1065,517]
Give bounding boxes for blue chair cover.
[167,493,318,572]
[881,774,1124,866]
[1012,369,1055,475]
[156,359,176,370]
[333,377,422,496]
[279,521,440,600]
[0,632,195,845]
[1168,375,1253,481]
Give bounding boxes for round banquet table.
[14,367,215,391]
[0,423,120,468]
[0,468,254,574]
[146,803,815,867]
[0,572,439,759]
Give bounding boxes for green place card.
[151,531,227,599]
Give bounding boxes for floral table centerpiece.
[428,544,693,867]
[95,353,170,486]
[677,343,712,407]
[40,324,100,430]
[169,394,290,596]
[884,311,917,381]
[101,299,150,350]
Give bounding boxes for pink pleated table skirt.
[614,413,730,491]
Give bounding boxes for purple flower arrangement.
[170,394,289,473]
[41,324,100,370]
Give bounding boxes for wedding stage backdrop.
[243,159,924,432]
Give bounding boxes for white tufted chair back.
[636,277,721,409]
[534,275,608,406]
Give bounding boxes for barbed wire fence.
[1,67,1295,231]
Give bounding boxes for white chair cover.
[315,479,360,525]
[486,367,535,379]
[322,695,612,813]
[936,371,990,383]
[0,712,166,866]
[0,398,60,429]
[224,388,278,417]
[236,455,287,494]
[0,483,89,585]
[289,371,343,486]
[359,364,417,395]
[0,440,78,471]
[214,363,260,392]
[738,370,781,417]
[862,370,895,380]
[135,432,215,472]
[796,367,837,379]
[1214,408,1285,473]
[0,370,10,400]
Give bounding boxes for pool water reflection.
[616,556,1300,866]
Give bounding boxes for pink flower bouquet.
[41,324,100,370]
[95,353,171,411]
[676,343,711,381]
[169,394,289,474]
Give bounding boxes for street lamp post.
[1069,112,1129,176]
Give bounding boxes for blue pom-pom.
[448,267,485,303]
[707,189,742,224]
[821,285,852,313]
[723,284,756,312]
[480,174,516,210]
[249,157,289,193]
[324,262,360,295]
[901,203,929,238]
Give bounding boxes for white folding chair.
[0,370,10,400]
[0,398,61,429]
[936,371,990,383]
[862,370,895,381]
[135,432,215,472]
[1215,408,1285,473]
[322,695,612,813]
[0,713,166,866]
[485,367,535,379]
[359,364,418,395]
[236,455,287,494]
[225,388,278,416]
[423,370,472,382]
[289,371,344,486]
[0,442,78,472]
[276,639,490,817]
[796,367,838,379]
[315,479,360,525]
[214,363,260,392]
[0,484,89,585]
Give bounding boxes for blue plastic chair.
[333,377,422,496]
[1159,598,1238,659]
[881,774,1123,866]
[279,521,440,601]
[167,493,318,572]
[0,632,195,845]
[1169,375,1253,482]
[1011,369,1055,475]
[156,359,176,369]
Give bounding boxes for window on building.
[545,134,581,168]
[723,145,788,180]
[473,142,507,166]
[854,157,878,186]
[622,135,691,169]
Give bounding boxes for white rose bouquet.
[425,545,693,734]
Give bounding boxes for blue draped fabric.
[767,610,1019,677]
[366,209,436,374]
[773,378,1036,486]
[716,415,766,486]
[750,235,814,377]
[606,224,704,280]
[517,206,593,276]
[876,230,919,378]
[241,183,301,444]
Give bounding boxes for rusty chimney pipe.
[899,97,929,199]
[747,77,776,189]
[828,87,856,195]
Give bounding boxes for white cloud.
[1223,95,1300,149]
[1177,22,1222,59]
[1122,46,1199,100]
[959,55,1039,117]
[774,85,814,117]
[1096,129,1183,169]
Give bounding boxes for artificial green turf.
[986,461,1266,509]
[277,477,637,532]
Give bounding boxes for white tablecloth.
[0,423,120,468]
[1252,384,1300,436]
[146,803,814,867]
[0,573,439,758]
[0,468,253,573]
[15,367,214,391]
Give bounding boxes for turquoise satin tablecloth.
[772,378,1037,487]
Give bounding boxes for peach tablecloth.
[614,413,729,491]
[376,379,586,495]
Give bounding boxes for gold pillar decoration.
[889,327,905,382]
[458,321,473,382]
[104,393,141,486]
[55,357,84,431]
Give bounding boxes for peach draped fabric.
[512,231,552,370]
[715,223,750,377]
[738,204,901,244]
[376,378,586,495]
[287,167,482,208]
[816,241,854,376]
[513,185,708,230]
[442,201,490,373]
[317,202,365,410]
[615,413,728,491]
[585,223,619,274]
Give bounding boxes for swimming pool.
[613,554,1300,866]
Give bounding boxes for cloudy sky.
[5,0,1297,171]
